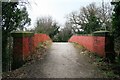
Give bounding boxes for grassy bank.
[72,42,120,78]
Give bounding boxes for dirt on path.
[3,42,105,78]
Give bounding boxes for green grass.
[71,42,120,78]
[37,40,52,49]
[71,42,86,51]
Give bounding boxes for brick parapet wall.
[11,32,51,69]
[68,35,114,57]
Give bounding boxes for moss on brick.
[93,31,110,37]
[11,31,34,37]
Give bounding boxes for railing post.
[11,31,34,70]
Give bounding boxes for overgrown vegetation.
[112,1,120,62]
[26,40,52,62]
[91,54,120,78]
[73,42,120,78]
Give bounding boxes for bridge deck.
[6,42,105,78]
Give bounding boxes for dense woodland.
[1,0,120,74]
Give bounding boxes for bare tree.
[98,2,113,31]
[66,2,113,34]
[53,22,73,42]
[34,16,60,39]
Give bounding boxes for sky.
[26,0,112,29]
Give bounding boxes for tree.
[98,2,113,31]
[34,16,60,39]
[66,3,112,34]
[2,2,31,72]
[53,22,73,42]
[112,1,120,57]
[112,2,120,38]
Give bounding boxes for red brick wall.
[33,34,51,48]
[12,33,51,69]
[23,37,30,59]
[22,34,51,59]
[68,35,106,57]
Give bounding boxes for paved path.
[14,42,104,78]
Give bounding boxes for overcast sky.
[26,0,112,29]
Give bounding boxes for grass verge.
[72,42,120,78]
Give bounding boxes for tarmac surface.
[11,42,105,78]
